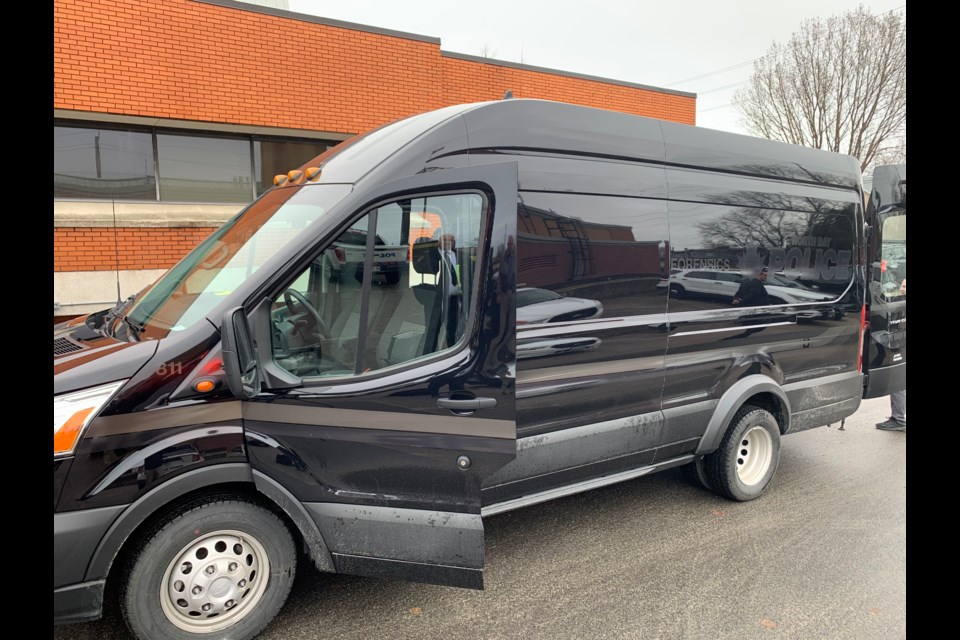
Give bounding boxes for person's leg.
[890,389,906,425]
[876,390,906,431]
[446,296,459,348]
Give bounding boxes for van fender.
[85,462,335,581]
[85,463,255,581]
[695,375,790,455]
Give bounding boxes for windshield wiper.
[121,315,145,341]
[102,294,138,337]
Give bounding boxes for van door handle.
[438,397,498,410]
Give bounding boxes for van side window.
[667,202,855,309]
[517,192,669,321]
[270,193,485,378]
[877,212,906,300]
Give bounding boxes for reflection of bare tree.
[693,169,857,251]
[698,210,807,250]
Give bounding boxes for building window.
[156,133,253,203]
[54,127,156,200]
[254,139,331,196]
[55,123,340,204]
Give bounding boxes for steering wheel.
[282,289,331,338]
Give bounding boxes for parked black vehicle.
[862,164,906,398]
[54,99,871,640]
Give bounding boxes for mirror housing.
[221,306,260,399]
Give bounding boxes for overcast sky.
[287,0,905,136]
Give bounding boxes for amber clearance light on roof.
[274,167,321,187]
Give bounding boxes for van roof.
[311,99,863,191]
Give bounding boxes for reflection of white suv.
[516,287,603,325]
[657,269,831,304]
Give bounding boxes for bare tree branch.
[733,6,905,173]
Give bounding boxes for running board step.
[480,454,696,517]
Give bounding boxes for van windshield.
[114,183,352,341]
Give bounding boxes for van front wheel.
[705,406,780,501]
[120,496,297,640]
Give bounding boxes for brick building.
[54,0,696,320]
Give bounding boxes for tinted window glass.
[157,134,252,203]
[668,201,852,309]
[518,192,669,320]
[271,193,486,379]
[119,184,351,340]
[54,126,156,199]
[878,213,906,300]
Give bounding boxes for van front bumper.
[54,581,105,624]
[54,505,125,624]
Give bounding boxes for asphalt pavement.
[54,396,906,640]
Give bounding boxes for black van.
[862,164,906,398]
[54,99,869,640]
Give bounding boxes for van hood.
[54,315,158,396]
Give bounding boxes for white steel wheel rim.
[159,529,270,634]
[735,425,773,486]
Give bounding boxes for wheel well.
[741,392,788,434]
[104,482,303,606]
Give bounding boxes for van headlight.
[54,380,127,457]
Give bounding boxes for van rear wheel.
[120,496,296,640]
[704,406,780,501]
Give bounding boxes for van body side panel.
[481,412,661,505]
[56,418,246,512]
[501,155,670,494]
[515,318,668,437]
[662,163,865,445]
[783,371,863,431]
[246,417,514,512]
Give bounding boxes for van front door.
[242,163,517,589]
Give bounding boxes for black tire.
[669,284,686,299]
[682,456,715,492]
[120,496,297,640]
[704,405,781,501]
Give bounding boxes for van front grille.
[54,337,85,356]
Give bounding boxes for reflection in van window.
[271,193,485,378]
[667,202,855,309]
[879,214,906,299]
[517,192,669,318]
[116,184,352,341]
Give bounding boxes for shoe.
[876,418,906,431]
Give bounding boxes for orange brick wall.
[441,57,696,123]
[54,0,695,135]
[55,228,217,272]
[54,1,695,281]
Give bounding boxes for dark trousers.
[446,295,460,348]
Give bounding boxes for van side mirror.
[221,307,260,399]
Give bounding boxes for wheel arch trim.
[85,463,257,581]
[695,375,790,455]
[251,470,335,573]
